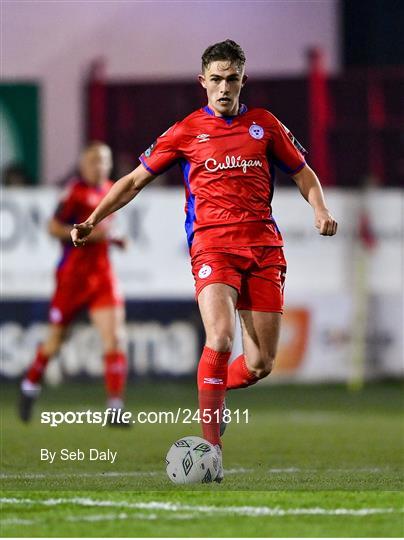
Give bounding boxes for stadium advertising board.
[1,188,403,381]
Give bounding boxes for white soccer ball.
[165,436,219,484]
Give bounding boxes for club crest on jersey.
[249,123,264,140]
[198,264,212,279]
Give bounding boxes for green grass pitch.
[1,380,403,537]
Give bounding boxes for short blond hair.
[81,140,111,155]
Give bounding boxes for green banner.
[0,84,40,184]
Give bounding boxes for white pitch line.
[0,497,402,518]
[0,470,249,479]
[65,512,194,522]
[0,512,194,528]
[0,471,162,480]
[0,466,393,480]
[0,518,36,526]
[66,511,158,522]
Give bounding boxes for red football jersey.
[54,177,114,275]
[139,105,306,254]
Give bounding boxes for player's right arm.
[71,164,155,246]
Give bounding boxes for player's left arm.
[292,164,338,236]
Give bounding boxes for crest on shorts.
[198,264,212,279]
[249,123,264,140]
[49,307,62,324]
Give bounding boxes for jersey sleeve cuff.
[139,155,159,176]
[290,161,306,175]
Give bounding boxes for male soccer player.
[19,142,128,424]
[71,40,337,480]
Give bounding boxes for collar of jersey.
[203,103,248,123]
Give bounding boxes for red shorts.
[191,247,287,312]
[49,269,123,325]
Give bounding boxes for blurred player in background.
[71,40,338,480]
[19,142,128,425]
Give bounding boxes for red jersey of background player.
[139,105,306,254]
[54,177,114,276]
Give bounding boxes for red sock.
[25,346,50,384]
[227,354,259,390]
[197,346,230,447]
[105,351,127,401]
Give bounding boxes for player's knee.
[103,328,126,353]
[251,353,276,379]
[42,336,62,357]
[253,366,272,379]
[205,330,233,353]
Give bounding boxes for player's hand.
[315,209,338,236]
[71,221,94,247]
